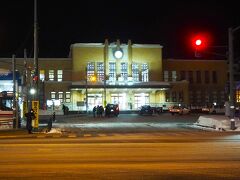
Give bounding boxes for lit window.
[164,71,169,82]
[121,62,128,81]
[59,92,63,103]
[142,63,149,82]
[65,92,71,103]
[109,62,116,81]
[132,63,139,81]
[51,92,56,99]
[40,70,45,81]
[97,62,104,81]
[57,70,63,82]
[87,62,95,81]
[49,70,54,81]
[172,71,177,82]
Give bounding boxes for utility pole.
[228,28,235,121]
[34,0,39,100]
[228,26,240,130]
[12,54,18,129]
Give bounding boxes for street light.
[30,88,36,95]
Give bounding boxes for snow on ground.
[47,128,63,134]
[193,115,240,131]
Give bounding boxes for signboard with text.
[31,101,39,128]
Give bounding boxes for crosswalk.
[30,131,216,139]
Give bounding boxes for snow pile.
[47,128,62,134]
[194,115,240,131]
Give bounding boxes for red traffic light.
[33,75,38,81]
[195,39,202,46]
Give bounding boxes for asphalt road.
[53,113,200,134]
[1,113,240,179]
[0,131,240,179]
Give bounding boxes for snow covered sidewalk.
[193,115,240,131]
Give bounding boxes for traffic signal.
[32,75,38,82]
[192,35,207,57]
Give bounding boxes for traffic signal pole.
[33,0,39,101]
[228,26,240,130]
[228,28,235,127]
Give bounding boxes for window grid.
[109,62,116,81]
[97,62,104,81]
[50,92,56,99]
[132,63,139,81]
[57,70,63,82]
[65,92,71,103]
[172,71,177,82]
[164,71,169,82]
[59,92,63,103]
[212,71,217,84]
[205,71,210,84]
[49,70,54,81]
[196,71,201,84]
[121,62,128,80]
[142,63,149,82]
[87,62,95,81]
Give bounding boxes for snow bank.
[195,115,240,131]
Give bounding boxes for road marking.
[68,134,77,138]
[0,136,17,138]
[98,134,106,137]
[84,134,92,137]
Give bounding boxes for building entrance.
[111,93,126,110]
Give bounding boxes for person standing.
[62,104,66,115]
[93,106,96,118]
[25,109,35,134]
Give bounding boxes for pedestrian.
[25,109,35,134]
[62,104,66,115]
[53,112,56,122]
[99,105,104,117]
[93,106,96,117]
[96,105,100,117]
[66,106,69,115]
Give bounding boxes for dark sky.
[0,0,239,59]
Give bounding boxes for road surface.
[0,131,240,179]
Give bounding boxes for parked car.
[169,106,190,115]
[201,106,216,114]
[201,106,225,114]
[105,104,119,117]
[152,107,163,114]
[139,105,153,115]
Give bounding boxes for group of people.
[92,105,104,117]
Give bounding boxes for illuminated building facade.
[0,39,236,111]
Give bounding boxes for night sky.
[0,0,239,59]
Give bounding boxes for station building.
[0,39,234,112]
